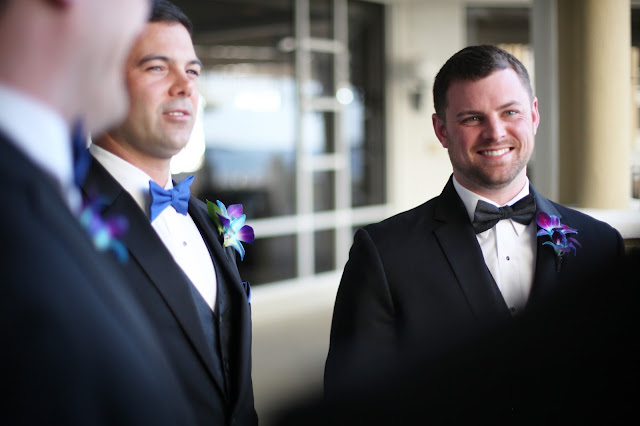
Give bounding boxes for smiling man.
[81,1,258,425]
[324,45,625,400]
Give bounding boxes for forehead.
[128,21,196,62]
[445,68,530,113]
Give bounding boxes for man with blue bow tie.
[324,45,626,411]
[82,1,257,425]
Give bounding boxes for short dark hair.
[432,45,533,119]
[150,0,193,35]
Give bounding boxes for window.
[174,0,386,285]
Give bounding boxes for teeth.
[167,112,185,116]
[481,148,510,156]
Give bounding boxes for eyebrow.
[137,54,203,68]
[454,101,522,119]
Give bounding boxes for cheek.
[448,131,475,152]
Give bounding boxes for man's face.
[110,21,201,161]
[82,0,150,134]
[432,68,539,197]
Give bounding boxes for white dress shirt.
[90,144,217,310]
[0,84,79,211]
[453,176,537,315]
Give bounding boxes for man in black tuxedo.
[0,0,196,424]
[325,45,625,397]
[274,247,638,425]
[82,1,258,425]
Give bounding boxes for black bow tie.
[472,193,536,234]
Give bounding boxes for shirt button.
[506,256,510,261]
[182,241,187,246]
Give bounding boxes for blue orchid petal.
[94,229,110,250]
[228,214,246,234]
[560,224,578,234]
[109,240,129,263]
[216,200,228,218]
[568,237,581,248]
[226,236,246,260]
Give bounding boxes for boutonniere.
[206,199,255,260]
[536,211,581,272]
[78,196,129,263]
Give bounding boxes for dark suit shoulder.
[550,200,619,230]
[362,198,439,240]
[545,199,624,253]
[190,195,209,210]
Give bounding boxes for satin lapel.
[433,178,511,323]
[528,191,563,308]
[83,161,227,394]
[188,199,252,403]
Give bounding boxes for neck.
[94,134,171,187]
[454,173,528,205]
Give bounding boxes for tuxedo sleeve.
[324,227,399,396]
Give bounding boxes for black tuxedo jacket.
[275,248,639,425]
[0,135,195,424]
[83,159,258,426]
[325,175,625,395]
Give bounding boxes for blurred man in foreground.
[0,0,195,424]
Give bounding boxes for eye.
[187,69,200,77]
[461,116,481,125]
[502,110,522,119]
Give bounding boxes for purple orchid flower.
[536,211,581,271]
[207,199,255,260]
[78,196,129,263]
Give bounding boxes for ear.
[432,113,449,148]
[531,97,540,135]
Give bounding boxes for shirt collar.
[452,175,531,234]
[0,84,71,192]
[89,143,173,215]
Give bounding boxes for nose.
[481,114,507,141]
[169,71,196,97]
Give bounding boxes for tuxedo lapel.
[528,191,563,308]
[433,178,511,323]
[188,199,253,403]
[83,160,227,395]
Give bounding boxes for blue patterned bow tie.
[149,175,194,222]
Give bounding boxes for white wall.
[386,0,462,214]
[385,0,532,214]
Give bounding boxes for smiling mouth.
[479,147,512,157]
[166,111,188,116]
